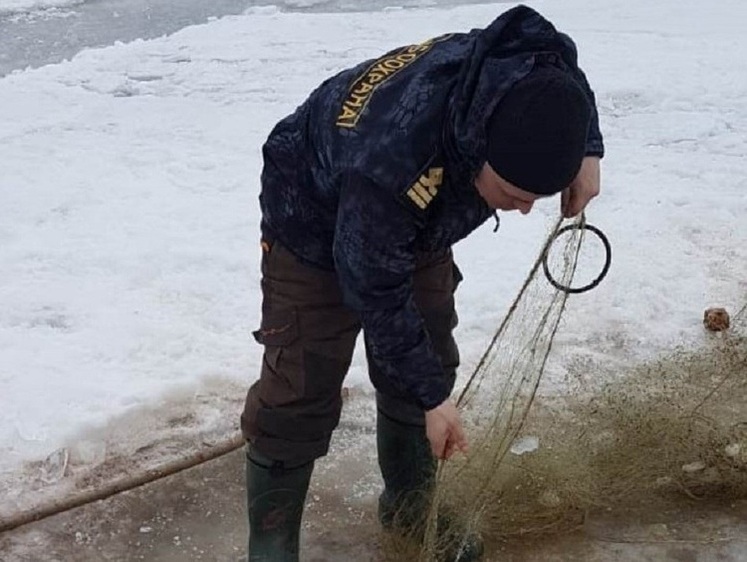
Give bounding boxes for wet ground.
[1,395,746,562]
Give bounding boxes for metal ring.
[542,223,611,294]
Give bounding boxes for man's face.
[474,162,545,215]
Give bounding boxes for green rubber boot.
[246,447,314,562]
[377,410,435,529]
[376,410,484,562]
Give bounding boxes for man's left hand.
[424,399,469,461]
[561,156,601,218]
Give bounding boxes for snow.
[1,0,745,516]
[510,436,539,456]
[0,0,82,16]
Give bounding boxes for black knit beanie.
[485,67,592,195]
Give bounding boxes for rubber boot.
[377,410,435,529]
[376,410,484,562]
[246,447,314,562]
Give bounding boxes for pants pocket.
[253,307,304,403]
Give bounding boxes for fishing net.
[380,215,747,561]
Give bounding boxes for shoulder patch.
[335,34,453,129]
[400,166,444,214]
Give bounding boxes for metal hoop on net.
[542,223,612,294]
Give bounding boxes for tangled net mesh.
[381,216,747,561]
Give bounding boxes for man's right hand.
[425,399,469,460]
[561,156,601,218]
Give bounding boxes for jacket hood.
[445,5,570,181]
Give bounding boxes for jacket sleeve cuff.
[585,139,605,159]
[420,389,450,411]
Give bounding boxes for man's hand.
[561,156,601,218]
[425,399,469,460]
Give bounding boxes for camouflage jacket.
[258,5,604,410]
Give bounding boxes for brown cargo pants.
[241,238,462,466]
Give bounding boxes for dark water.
[0,0,493,77]
[0,0,255,76]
